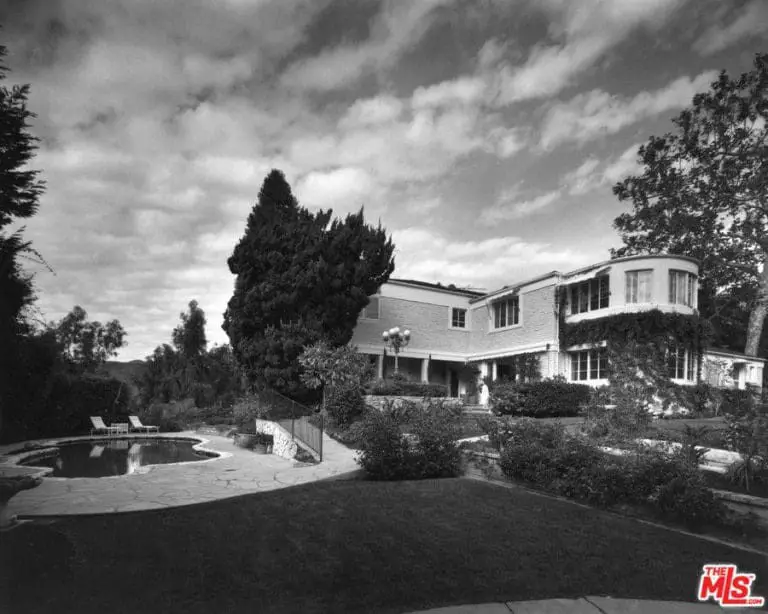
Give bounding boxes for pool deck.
[0,431,360,517]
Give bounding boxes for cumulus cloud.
[479,189,562,224]
[559,144,643,196]
[392,227,596,291]
[539,70,717,149]
[693,0,768,56]
[489,0,690,104]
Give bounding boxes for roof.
[563,253,700,279]
[707,348,768,362]
[388,278,486,298]
[468,271,560,304]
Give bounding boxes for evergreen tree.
[0,41,46,437]
[172,299,207,359]
[223,169,394,396]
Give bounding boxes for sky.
[2,0,767,361]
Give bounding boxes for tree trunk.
[744,259,768,357]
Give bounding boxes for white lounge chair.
[129,415,159,433]
[90,416,120,437]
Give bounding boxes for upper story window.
[570,276,609,314]
[667,345,695,381]
[625,269,653,304]
[362,296,380,319]
[451,307,467,328]
[571,348,608,381]
[669,270,696,307]
[493,297,520,329]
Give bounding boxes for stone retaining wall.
[364,395,463,411]
[255,419,298,460]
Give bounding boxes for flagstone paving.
[0,431,360,517]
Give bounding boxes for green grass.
[2,479,766,614]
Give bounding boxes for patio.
[0,432,360,517]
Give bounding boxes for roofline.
[469,271,560,304]
[707,348,767,362]
[563,253,700,279]
[387,278,486,298]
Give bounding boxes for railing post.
[319,414,323,462]
[291,417,295,440]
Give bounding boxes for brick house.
[349,254,766,407]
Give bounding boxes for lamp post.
[382,326,411,376]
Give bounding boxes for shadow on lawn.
[1,479,766,614]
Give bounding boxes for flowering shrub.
[489,379,591,417]
[325,385,365,430]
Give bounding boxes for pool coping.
[0,434,232,480]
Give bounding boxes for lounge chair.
[90,416,120,437]
[129,416,159,433]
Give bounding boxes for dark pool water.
[19,438,218,478]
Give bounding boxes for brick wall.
[469,285,557,353]
[352,295,471,355]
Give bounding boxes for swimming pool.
[19,438,219,478]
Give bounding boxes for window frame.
[450,307,467,329]
[669,269,697,308]
[571,348,608,381]
[625,269,654,304]
[667,345,695,381]
[492,296,521,330]
[569,275,610,315]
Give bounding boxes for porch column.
[421,357,430,383]
[376,353,384,380]
[479,361,490,406]
[491,360,498,382]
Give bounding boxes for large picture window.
[570,276,610,314]
[669,270,696,307]
[493,297,520,329]
[667,345,695,381]
[625,270,653,303]
[571,349,608,381]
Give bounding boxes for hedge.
[489,379,592,417]
[366,378,448,398]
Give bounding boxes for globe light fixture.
[382,326,411,375]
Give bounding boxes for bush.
[366,376,448,398]
[355,402,463,480]
[648,472,726,528]
[379,398,418,425]
[326,385,365,430]
[489,379,591,417]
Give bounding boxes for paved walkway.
[404,597,758,612]
[1,431,360,517]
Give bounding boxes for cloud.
[479,189,562,224]
[392,227,596,291]
[489,0,689,104]
[539,70,717,149]
[280,0,455,92]
[412,76,487,109]
[295,167,378,211]
[559,144,643,196]
[693,0,768,55]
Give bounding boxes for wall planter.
[234,433,258,449]
[235,431,274,453]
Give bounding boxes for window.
[570,276,610,314]
[667,345,695,381]
[362,296,379,319]
[493,297,520,329]
[625,270,653,303]
[451,307,467,328]
[570,349,608,381]
[669,270,697,307]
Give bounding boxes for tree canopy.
[223,169,395,397]
[50,306,127,372]
[612,53,768,356]
[172,299,207,359]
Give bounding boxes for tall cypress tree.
[223,170,395,397]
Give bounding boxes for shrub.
[326,385,365,430]
[355,410,413,480]
[489,379,591,417]
[380,398,418,426]
[366,376,448,398]
[648,472,726,528]
[355,402,463,480]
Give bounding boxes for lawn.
[2,479,766,614]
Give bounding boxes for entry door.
[449,369,459,397]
